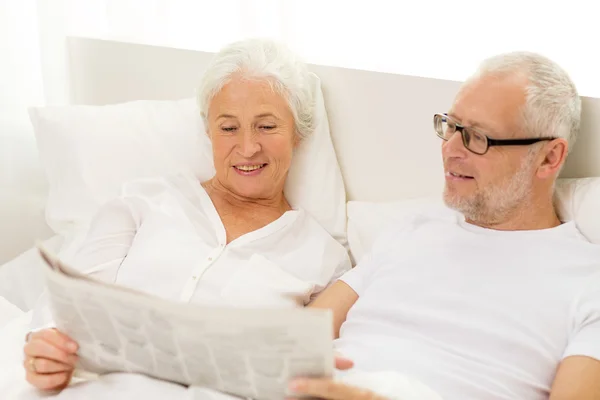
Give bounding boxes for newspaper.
[37,245,334,400]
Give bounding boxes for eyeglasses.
[433,113,556,155]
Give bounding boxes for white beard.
[444,152,537,224]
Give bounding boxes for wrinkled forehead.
[449,73,528,139]
[208,76,291,117]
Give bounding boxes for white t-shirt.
[33,173,350,328]
[336,212,600,400]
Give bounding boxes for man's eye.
[470,131,486,142]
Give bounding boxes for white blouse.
[57,173,350,309]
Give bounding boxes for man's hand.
[23,328,79,391]
[288,378,387,400]
[333,354,354,370]
[287,356,387,400]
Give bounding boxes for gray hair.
[196,38,315,140]
[469,52,581,150]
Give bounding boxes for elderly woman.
[23,39,350,393]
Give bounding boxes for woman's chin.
[229,185,273,201]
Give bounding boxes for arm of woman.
[67,197,141,280]
[32,197,140,328]
[25,197,140,391]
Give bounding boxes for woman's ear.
[293,132,301,149]
[205,126,212,140]
[536,138,568,179]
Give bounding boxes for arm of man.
[309,223,406,338]
[310,280,358,339]
[296,224,412,399]
[550,272,600,399]
[549,356,600,399]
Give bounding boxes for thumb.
[334,353,354,370]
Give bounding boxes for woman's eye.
[221,126,237,132]
[260,125,276,131]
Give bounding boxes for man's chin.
[442,189,459,208]
[443,191,475,214]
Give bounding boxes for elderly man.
[292,52,600,399]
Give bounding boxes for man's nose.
[442,130,468,159]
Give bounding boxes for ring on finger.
[28,357,38,373]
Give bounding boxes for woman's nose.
[238,131,261,158]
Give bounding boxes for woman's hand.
[23,328,79,391]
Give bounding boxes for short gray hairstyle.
[469,51,581,150]
[197,38,315,140]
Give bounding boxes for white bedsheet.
[0,296,23,328]
[0,235,65,311]
[0,312,237,400]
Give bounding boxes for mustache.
[444,160,474,176]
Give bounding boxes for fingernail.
[67,342,78,352]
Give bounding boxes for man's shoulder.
[371,207,460,250]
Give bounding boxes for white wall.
[51,0,600,98]
[0,1,53,262]
[283,0,600,97]
[0,0,47,190]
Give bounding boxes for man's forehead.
[449,74,527,136]
[447,109,496,133]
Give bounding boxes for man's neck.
[466,196,562,231]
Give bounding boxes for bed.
[1,37,599,399]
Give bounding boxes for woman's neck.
[201,178,291,215]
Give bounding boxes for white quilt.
[0,313,235,400]
[0,296,23,328]
[0,310,441,400]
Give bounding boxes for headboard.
[67,36,600,202]
[1,36,600,266]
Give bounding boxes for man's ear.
[536,138,568,179]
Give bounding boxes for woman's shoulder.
[119,172,201,198]
[289,207,346,246]
[280,208,351,280]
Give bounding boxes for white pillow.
[29,73,347,244]
[347,197,451,264]
[284,73,347,244]
[554,177,600,243]
[30,98,211,234]
[347,178,600,263]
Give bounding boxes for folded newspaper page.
[37,245,334,400]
